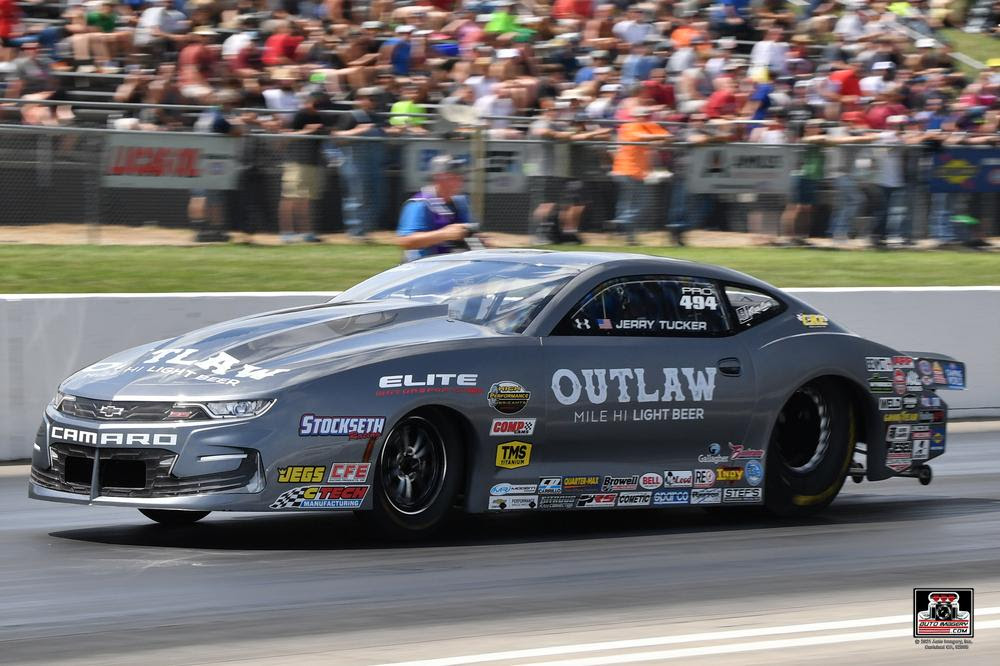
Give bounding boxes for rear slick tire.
[362,412,464,540]
[765,378,854,517]
[139,509,211,525]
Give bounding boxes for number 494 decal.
[679,294,718,311]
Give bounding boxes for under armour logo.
[574,318,591,330]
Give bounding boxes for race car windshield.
[331,260,580,334]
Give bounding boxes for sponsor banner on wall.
[103,133,242,189]
[930,149,1000,193]
[402,141,534,193]
[687,145,793,194]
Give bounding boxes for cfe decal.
[796,313,829,328]
[495,441,532,469]
[487,381,531,415]
[551,367,717,406]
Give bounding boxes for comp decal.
[269,485,369,509]
[490,418,536,436]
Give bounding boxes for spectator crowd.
[0,0,998,246]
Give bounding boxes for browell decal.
[602,475,639,492]
[487,382,531,415]
[269,486,369,509]
[495,441,532,469]
[299,415,384,439]
[490,418,536,436]
[49,425,177,447]
[551,367,717,406]
[690,488,722,504]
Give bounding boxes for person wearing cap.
[333,86,389,241]
[396,155,477,262]
[869,113,911,247]
[189,89,248,243]
[380,24,414,76]
[610,106,670,245]
[277,91,331,243]
[177,25,219,102]
[574,50,611,85]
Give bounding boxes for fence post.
[471,126,486,223]
[88,130,103,244]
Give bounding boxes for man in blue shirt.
[379,25,414,77]
[396,155,477,262]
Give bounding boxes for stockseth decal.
[488,495,537,511]
[299,415,385,439]
[269,486,368,509]
[664,470,693,487]
[277,466,325,483]
[723,487,762,503]
[48,425,177,447]
[327,463,371,483]
[490,418,536,436]
[653,489,690,505]
[551,367,717,406]
[495,441,532,469]
[487,381,531,415]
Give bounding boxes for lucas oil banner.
[102,133,241,189]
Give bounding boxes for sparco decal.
[728,442,763,459]
[269,485,369,509]
[48,425,177,447]
[602,475,639,492]
[487,381,531,414]
[298,415,385,439]
[653,490,690,505]
[490,418,536,436]
[551,367,717,406]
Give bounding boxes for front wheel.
[362,412,464,540]
[765,379,854,517]
[139,509,211,525]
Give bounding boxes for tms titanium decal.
[487,382,531,415]
[48,426,177,447]
[495,441,532,469]
[490,418,536,436]
[298,415,385,439]
[551,367,717,406]
[269,486,369,509]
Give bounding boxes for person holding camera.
[395,155,481,262]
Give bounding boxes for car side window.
[725,285,783,329]
[552,276,730,337]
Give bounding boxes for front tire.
[363,412,464,540]
[139,509,210,525]
[765,378,854,517]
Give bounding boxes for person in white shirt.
[749,26,788,79]
[612,6,655,45]
[134,0,188,56]
[859,61,894,100]
[869,115,910,246]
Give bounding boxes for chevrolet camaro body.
[29,251,965,520]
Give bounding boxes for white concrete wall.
[1,288,996,460]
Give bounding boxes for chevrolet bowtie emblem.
[98,405,125,418]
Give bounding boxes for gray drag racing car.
[29,251,966,537]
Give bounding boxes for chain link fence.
[1,123,997,243]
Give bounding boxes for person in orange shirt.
[611,107,670,245]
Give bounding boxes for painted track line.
[519,620,1000,666]
[381,608,1000,666]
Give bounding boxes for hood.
[60,299,495,400]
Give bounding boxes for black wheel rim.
[379,417,447,515]
[772,386,830,474]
